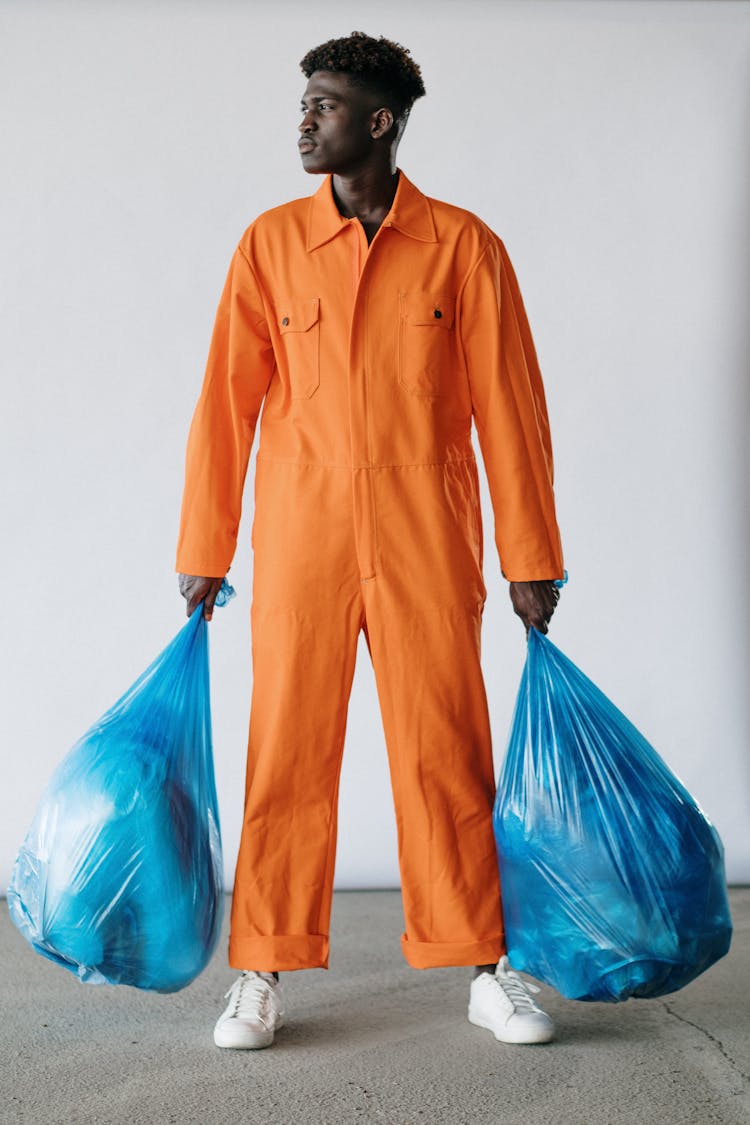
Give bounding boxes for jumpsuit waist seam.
[256,454,477,470]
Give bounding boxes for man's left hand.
[509,580,561,635]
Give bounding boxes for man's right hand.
[178,574,225,620]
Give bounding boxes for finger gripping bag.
[493,629,732,1002]
[7,582,234,993]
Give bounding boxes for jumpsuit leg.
[361,458,506,969]
[229,457,505,972]
[229,461,363,971]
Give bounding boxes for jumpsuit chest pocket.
[276,297,320,399]
[398,293,456,397]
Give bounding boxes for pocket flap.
[277,297,320,334]
[402,293,455,329]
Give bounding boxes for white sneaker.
[468,956,555,1045]
[213,971,285,1049]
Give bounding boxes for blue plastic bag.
[493,629,732,1002]
[7,583,233,993]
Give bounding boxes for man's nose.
[299,111,316,133]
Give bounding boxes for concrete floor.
[2,888,748,1125]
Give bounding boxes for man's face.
[298,70,382,175]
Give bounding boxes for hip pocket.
[398,292,456,397]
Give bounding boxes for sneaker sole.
[213,1015,284,1050]
[467,1008,554,1045]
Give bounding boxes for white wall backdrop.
[1,0,749,893]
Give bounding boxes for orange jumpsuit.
[176,171,564,973]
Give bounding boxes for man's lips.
[298,138,316,152]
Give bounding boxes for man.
[177,31,564,1051]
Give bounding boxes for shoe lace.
[494,958,541,1013]
[225,972,273,1024]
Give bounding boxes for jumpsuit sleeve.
[175,243,274,576]
[459,233,565,582]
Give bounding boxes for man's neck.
[332,166,400,244]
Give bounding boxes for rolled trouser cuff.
[228,932,329,972]
[400,932,506,969]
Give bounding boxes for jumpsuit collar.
[306,170,438,251]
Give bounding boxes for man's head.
[297,31,425,176]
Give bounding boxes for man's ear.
[370,107,395,139]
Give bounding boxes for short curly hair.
[300,31,426,121]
